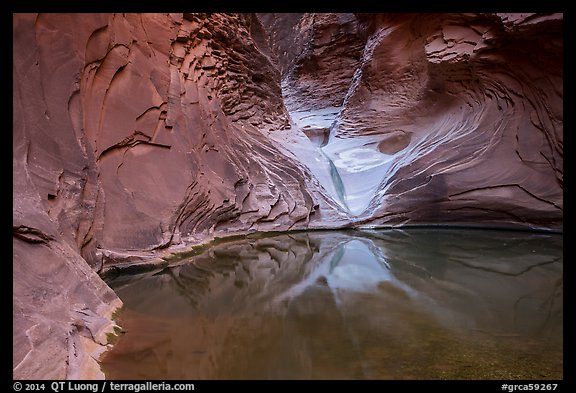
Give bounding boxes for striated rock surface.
[259,13,365,112]
[261,13,563,229]
[101,230,562,379]
[13,12,346,379]
[13,12,562,379]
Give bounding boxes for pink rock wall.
[13,12,341,379]
[13,12,562,379]
[261,13,563,229]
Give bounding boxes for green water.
[100,228,563,380]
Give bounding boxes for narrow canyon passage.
[269,104,399,215]
[266,107,352,212]
[13,13,562,380]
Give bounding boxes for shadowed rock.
[100,230,562,379]
[260,13,562,228]
[13,12,562,379]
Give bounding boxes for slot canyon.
[13,13,562,379]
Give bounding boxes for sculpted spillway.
[276,106,393,216]
[100,229,563,379]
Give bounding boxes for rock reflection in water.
[101,229,562,380]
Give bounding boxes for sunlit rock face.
[260,13,563,229]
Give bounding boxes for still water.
[100,228,562,380]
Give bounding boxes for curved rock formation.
[13,12,562,379]
[261,13,563,228]
[12,12,346,379]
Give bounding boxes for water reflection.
[101,229,562,380]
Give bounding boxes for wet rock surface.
[13,12,346,379]
[13,13,562,379]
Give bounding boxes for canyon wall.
[13,13,562,379]
[260,13,563,228]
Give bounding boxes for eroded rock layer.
[13,12,562,379]
[261,13,563,229]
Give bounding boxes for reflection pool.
[100,228,562,380]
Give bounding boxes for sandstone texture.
[13,12,346,379]
[261,13,563,228]
[13,13,562,379]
